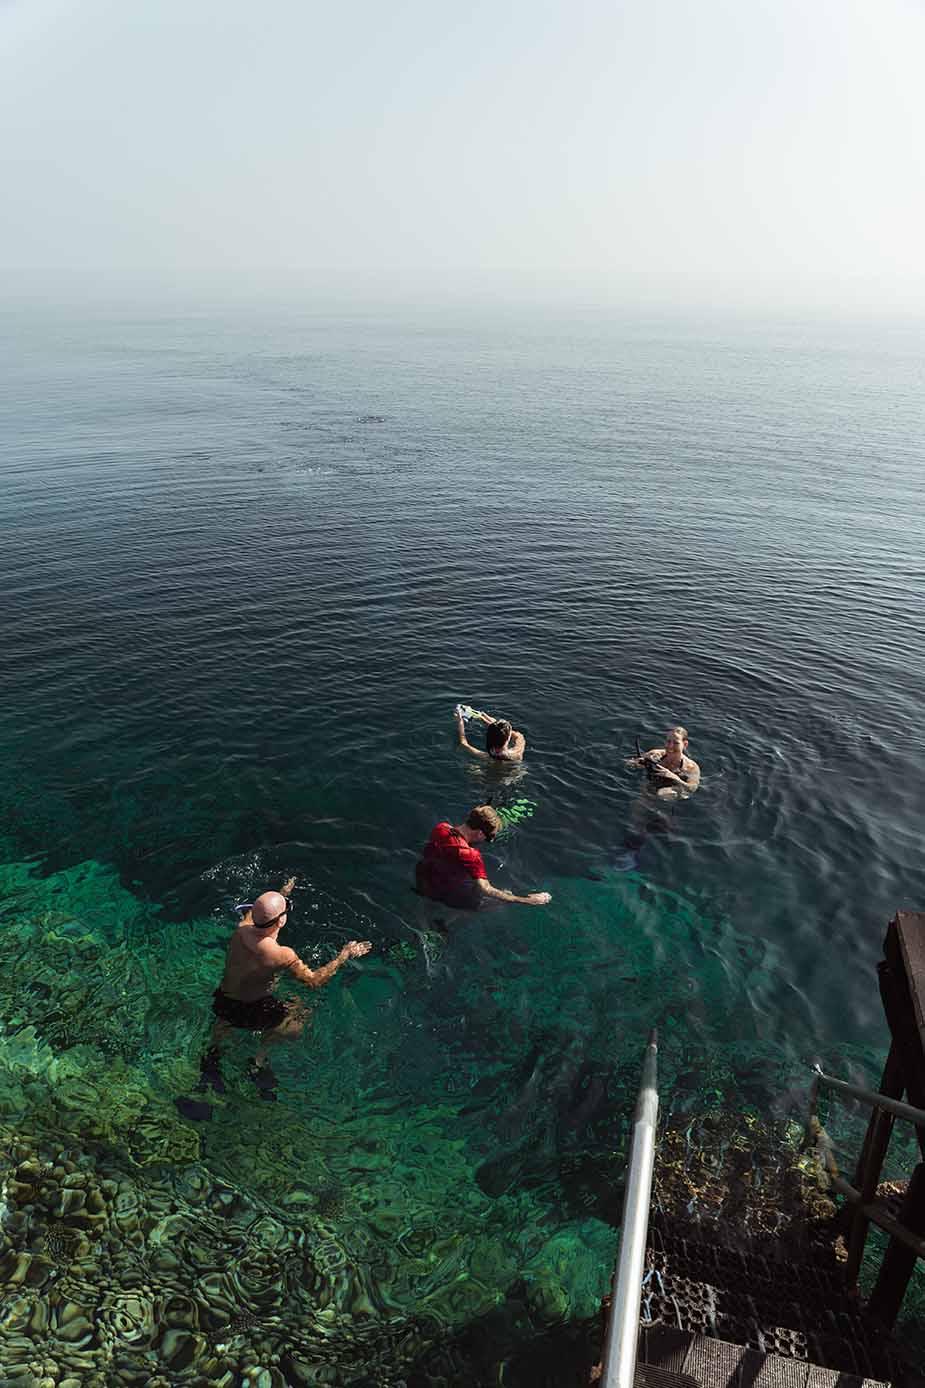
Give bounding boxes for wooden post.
[881,915,925,1157]
[858,915,925,1324]
[868,1162,925,1328]
[879,959,925,1160]
[845,1042,903,1287]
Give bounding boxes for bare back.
[490,734,525,764]
[219,923,298,1003]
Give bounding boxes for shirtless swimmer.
[627,726,701,801]
[180,876,371,1114]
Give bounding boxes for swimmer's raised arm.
[285,940,372,989]
[455,709,489,759]
[280,876,297,896]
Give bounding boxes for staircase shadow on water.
[401,1299,601,1388]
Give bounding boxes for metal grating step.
[635,1366,698,1388]
[641,1329,891,1388]
[642,1223,894,1379]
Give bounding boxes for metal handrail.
[601,1030,659,1388]
[811,1062,925,1127]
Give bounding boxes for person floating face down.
[183,875,371,1113]
[627,726,701,801]
[415,805,551,912]
[455,708,526,764]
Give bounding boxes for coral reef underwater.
[0,858,622,1386]
[0,856,909,1385]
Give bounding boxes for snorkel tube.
[454,703,492,723]
[635,737,662,778]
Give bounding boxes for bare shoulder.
[263,939,299,967]
[681,756,701,792]
[251,934,298,968]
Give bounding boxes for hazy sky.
[2,0,923,308]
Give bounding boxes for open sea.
[1,302,923,1384]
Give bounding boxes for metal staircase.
[597,911,925,1388]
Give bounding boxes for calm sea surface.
[1,303,923,1379]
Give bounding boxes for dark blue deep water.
[0,303,923,1382]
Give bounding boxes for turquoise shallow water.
[0,303,923,1382]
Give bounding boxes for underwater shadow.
[400,1296,603,1388]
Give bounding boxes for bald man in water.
[192,875,371,1105]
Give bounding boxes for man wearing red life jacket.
[415,804,551,911]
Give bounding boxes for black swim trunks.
[211,988,287,1032]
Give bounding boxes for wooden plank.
[851,1041,904,1188]
[739,1350,809,1388]
[869,1160,925,1327]
[805,1369,890,1388]
[805,1372,893,1388]
[683,1335,747,1388]
[635,1366,699,1388]
[643,1328,695,1375]
[847,1042,903,1285]
[879,920,925,1157]
[894,911,925,1054]
[805,1370,861,1388]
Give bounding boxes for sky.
[2,0,924,309]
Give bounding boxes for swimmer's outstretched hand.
[281,876,298,895]
[345,940,373,958]
[527,892,552,906]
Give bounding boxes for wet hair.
[668,725,689,744]
[467,805,503,841]
[485,720,513,753]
